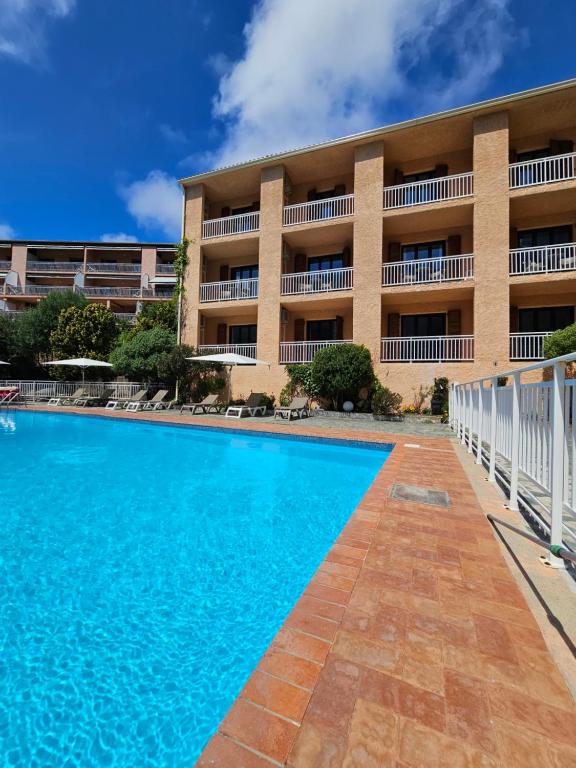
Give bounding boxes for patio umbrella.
[45,357,112,383]
[186,352,270,402]
[0,361,9,365]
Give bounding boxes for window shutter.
[221,206,230,217]
[294,318,305,342]
[294,253,307,272]
[388,242,401,262]
[307,188,317,202]
[510,305,519,333]
[393,169,404,185]
[335,315,344,340]
[334,184,346,197]
[446,235,461,256]
[217,323,227,344]
[435,164,448,177]
[251,200,260,212]
[447,309,461,335]
[342,246,351,267]
[509,149,517,164]
[219,264,229,281]
[387,313,400,337]
[510,227,518,248]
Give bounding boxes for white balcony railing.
[509,152,576,189]
[86,263,141,273]
[509,243,576,276]
[283,194,354,227]
[381,335,474,362]
[383,172,473,210]
[281,267,353,295]
[0,261,11,271]
[156,264,176,274]
[26,261,83,272]
[82,287,149,298]
[509,332,553,360]
[279,339,353,364]
[200,278,258,303]
[382,254,473,286]
[198,344,257,358]
[202,211,260,239]
[16,285,74,296]
[114,313,137,323]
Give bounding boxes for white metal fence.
[200,278,258,303]
[509,243,576,275]
[450,353,576,560]
[197,344,257,358]
[382,254,473,286]
[383,172,473,209]
[202,212,260,239]
[510,332,553,361]
[27,261,83,272]
[279,340,353,363]
[283,194,354,226]
[0,380,142,401]
[509,152,576,189]
[281,267,353,295]
[381,335,474,362]
[86,263,142,273]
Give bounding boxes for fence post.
[509,372,521,511]
[476,383,484,465]
[467,384,474,454]
[489,377,497,483]
[549,361,566,568]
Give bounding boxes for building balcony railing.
[86,263,141,273]
[198,343,257,358]
[9,285,73,296]
[283,194,354,227]
[279,339,353,364]
[509,152,576,189]
[281,267,353,295]
[156,264,176,274]
[381,335,474,362]
[0,261,11,271]
[382,254,473,286]
[383,172,473,210]
[26,261,83,273]
[202,211,260,239]
[82,287,150,298]
[509,243,576,276]
[509,332,553,360]
[200,278,258,303]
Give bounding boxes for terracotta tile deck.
[26,407,576,766]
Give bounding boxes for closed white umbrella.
[0,361,9,365]
[45,357,112,383]
[186,352,270,402]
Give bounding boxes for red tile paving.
[27,407,576,766]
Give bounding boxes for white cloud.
[211,0,517,167]
[120,171,182,241]
[0,0,76,65]
[99,232,139,243]
[0,223,16,239]
[160,124,188,145]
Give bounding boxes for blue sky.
[0,0,574,244]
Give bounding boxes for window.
[229,324,257,344]
[231,264,258,280]
[402,170,436,184]
[516,148,551,162]
[231,204,255,215]
[306,319,337,341]
[519,307,574,333]
[401,241,445,262]
[308,254,344,271]
[401,313,446,337]
[517,226,572,249]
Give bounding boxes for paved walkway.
[23,407,576,765]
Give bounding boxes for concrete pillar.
[256,165,285,363]
[181,183,205,347]
[140,247,156,292]
[352,142,384,363]
[10,245,27,288]
[473,112,510,369]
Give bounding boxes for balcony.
[509,243,576,276]
[383,172,473,210]
[202,211,260,239]
[510,332,552,360]
[509,152,576,189]
[86,263,141,273]
[200,278,258,303]
[27,261,83,273]
[156,264,176,274]
[281,267,353,296]
[82,287,149,298]
[382,255,473,287]
[381,335,474,362]
[279,339,353,364]
[283,194,354,227]
[198,343,257,358]
[0,261,11,272]
[114,312,137,323]
[10,285,74,296]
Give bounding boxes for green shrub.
[110,327,176,381]
[371,386,402,416]
[310,343,376,411]
[280,363,318,406]
[543,323,576,359]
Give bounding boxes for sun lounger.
[274,397,309,421]
[225,392,267,419]
[105,389,148,410]
[180,393,224,415]
[126,389,171,412]
[47,387,87,406]
[74,388,114,407]
[0,387,20,405]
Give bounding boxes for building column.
[182,183,205,348]
[257,165,285,364]
[140,247,156,292]
[10,245,27,289]
[473,111,510,370]
[352,141,384,363]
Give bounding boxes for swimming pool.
[0,410,390,766]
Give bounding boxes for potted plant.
[431,377,448,416]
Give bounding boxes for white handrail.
[86,263,142,273]
[202,211,260,239]
[0,380,143,400]
[381,335,474,362]
[510,332,553,360]
[200,278,258,303]
[279,340,353,363]
[383,172,473,209]
[509,243,576,275]
[509,152,576,189]
[382,254,473,286]
[198,343,257,358]
[281,267,353,295]
[283,194,354,226]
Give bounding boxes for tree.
[309,343,376,410]
[543,323,576,359]
[109,327,177,381]
[122,300,178,342]
[157,343,225,403]
[50,304,120,369]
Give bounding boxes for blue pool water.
[0,410,390,766]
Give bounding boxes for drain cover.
[390,483,451,508]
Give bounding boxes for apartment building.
[0,240,177,322]
[180,79,576,400]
